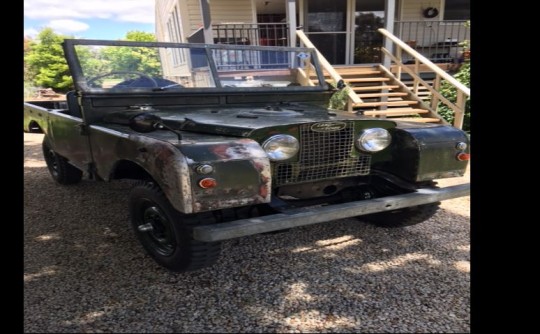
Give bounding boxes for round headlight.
[262,134,299,161]
[356,128,391,152]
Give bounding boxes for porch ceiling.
[255,0,285,14]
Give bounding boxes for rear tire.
[129,181,221,272]
[28,121,43,133]
[42,139,83,185]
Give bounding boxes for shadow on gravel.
[24,135,470,333]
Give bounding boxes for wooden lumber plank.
[388,117,441,122]
[363,108,429,116]
[354,100,418,107]
[358,92,408,98]
[352,85,399,91]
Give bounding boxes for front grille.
[273,122,371,186]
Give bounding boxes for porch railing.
[379,28,470,128]
[212,23,288,47]
[394,20,470,65]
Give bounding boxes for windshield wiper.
[152,83,184,91]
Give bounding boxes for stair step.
[405,85,430,90]
[353,85,400,91]
[358,92,408,98]
[388,117,441,123]
[355,100,418,107]
[334,70,382,75]
[314,72,382,80]
[346,77,390,83]
[363,108,429,116]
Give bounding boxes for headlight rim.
[356,127,392,153]
[262,134,299,161]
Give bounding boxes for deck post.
[286,0,297,47]
[383,0,396,68]
[199,0,213,44]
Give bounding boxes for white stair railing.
[378,28,470,129]
[296,30,363,112]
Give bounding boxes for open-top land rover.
[23,39,470,272]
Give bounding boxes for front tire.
[42,139,82,185]
[363,202,440,228]
[129,181,221,272]
[360,179,440,228]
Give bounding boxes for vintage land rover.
[23,39,470,272]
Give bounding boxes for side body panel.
[89,127,272,214]
[24,100,92,171]
[24,103,50,133]
[46,110,92,171]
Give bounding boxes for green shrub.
[437,62,471,132]
[329,82,350,110]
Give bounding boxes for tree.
[24,29,162,92]
[24,37,33,84]
[101,31,162,77]
[123,31,157,42]
[24,36,35,98]
[24,28,74,92]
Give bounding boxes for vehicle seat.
[66,90,82,118]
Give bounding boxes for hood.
[157,104,396,137]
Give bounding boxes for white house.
[155,0,470,66]
[154,0,470,128]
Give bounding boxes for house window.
[443,0,470,20]
[167,6,185,66]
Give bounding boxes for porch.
[205,19,470,66]
[186,25,469,129]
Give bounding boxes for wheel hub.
[139,205,175,256]
[45,149,59,176]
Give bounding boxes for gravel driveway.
[24,132,470,333]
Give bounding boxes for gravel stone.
[24,132,470,333]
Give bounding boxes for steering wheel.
[87,71,159,88]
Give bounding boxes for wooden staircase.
[318,65,442,124]
[296,29,469,129]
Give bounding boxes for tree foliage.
[437,62,470,132]
[24,29,162,92]
[101,31,162,77]
[24,28,74,92]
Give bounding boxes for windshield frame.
[62,39,329,94]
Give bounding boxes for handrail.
[296,30,362,106]
[379,28,470,96]
[378,28,469,128]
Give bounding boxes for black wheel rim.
[44,148,59,178]
[137,200,176,256]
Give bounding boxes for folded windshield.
[66,40,326,92]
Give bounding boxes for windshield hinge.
[77,123,89,136]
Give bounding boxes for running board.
[192,183,470,242]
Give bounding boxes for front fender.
[90,126,193,213]
[179,138,272,212]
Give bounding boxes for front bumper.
[192,183,470,242]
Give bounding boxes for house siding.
[400,0,442,21]
[155,0,191,78]
[185,0,202,34]
[212,0,255,23]
[398,0,469,60]
[184,0,255,38]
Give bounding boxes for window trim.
[441,0,470,21]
